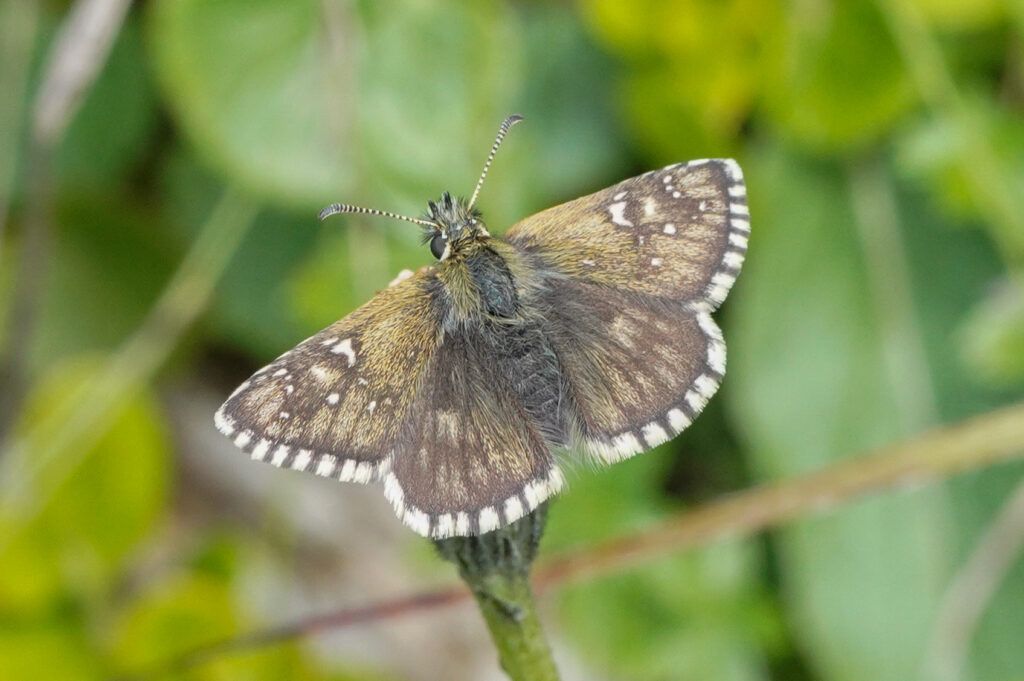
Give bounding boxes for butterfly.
[215,115,749,538]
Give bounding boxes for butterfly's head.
[318,115,521,264]
[423,191,488,261]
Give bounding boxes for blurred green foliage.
[2,0,1024,680]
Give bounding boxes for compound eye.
[429,233,448,260]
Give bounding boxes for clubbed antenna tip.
[318,202,436,228]
[468,114,524,210]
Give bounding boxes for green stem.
[434,505,560,681]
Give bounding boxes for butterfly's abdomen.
[459,247,569,447]
[485,320,567,447]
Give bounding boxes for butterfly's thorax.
[434,236,568,446]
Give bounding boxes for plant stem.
[434,505,560,681]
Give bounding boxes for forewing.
[537,278,726,463]
[383,325,564,539]
[214,268,442,483]
[506,159,748,309]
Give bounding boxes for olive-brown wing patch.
[384,326,564,539]
[214,268,442,483]
[506,159,748,309]
[537,278,726,463]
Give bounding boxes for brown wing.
[506,159,747,309]
[383,323,564,539]
[534,278,726,463]
[214,268,442,484]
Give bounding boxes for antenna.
[318,203,436,228]
[468,114,523,210]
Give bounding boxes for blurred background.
[2,0,1024,679]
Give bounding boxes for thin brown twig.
[140,400,1024,678]
[120,586,469,680]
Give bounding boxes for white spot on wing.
[721,158,743,181]
[667,408,691,432]
[388,269,414,287]
[214,410,236,436]
[339,459,356,481]
[697,312,727,375]
[663,223,676,235]
[404,508,430,536]
[251,439,271,462]
[367,400,377,414]
[331,338,357,366]
[316,455,337,477]
[651,257,663,267]
[724,251,744,269]
[642,422,669,447]
[271,445,290,467]
[436,514,455,538]
[479,507,500,533]
[234,431,252,448]
[548,467,566,491]
[524,481,540,508]
[695,373,718,398]
[293,449,312,471]
[326,392,340,405]
[685,389,708,413]
[608,201,633,227]
[353,462,373,483]
[504,497,524,523]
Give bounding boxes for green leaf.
[960,281,1024,385]
[111,572,240,674]
[583,0,783,162]
[0,623,101,681]
[761,2,915,151]
[0,357,170,615]
[724,143,1024,681]
[148,0,352,207]
[909,0,1005,29]
[28,197,174,370]
[56,19,160,194]
[148,0,526,212]
[896,98,1024,257]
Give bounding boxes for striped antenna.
[318,203,436,228]
[468,114,524,210]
